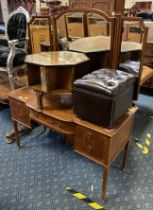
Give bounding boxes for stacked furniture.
[9,51,137,202]
[8,8,138,202]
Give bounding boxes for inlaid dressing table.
[9,51,137,202]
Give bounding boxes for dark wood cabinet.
[69,0,125,14]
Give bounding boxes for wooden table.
[9,51,137,202]
[9,87,137,202]
[68,36,142,53]
[25,51,89,109]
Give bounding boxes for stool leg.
[12,120,20,149]
[121,141,129,171]
[102,166,110,202]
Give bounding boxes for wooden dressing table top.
[9,86,137,130]
[9,87,74,122]
[25,51,89,67]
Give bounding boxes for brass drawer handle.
[86,146,92,153]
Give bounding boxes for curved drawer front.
[30,109,74,135]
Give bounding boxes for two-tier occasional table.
[25,51,89,109]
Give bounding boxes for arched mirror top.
[53,8,116,53]
[55,8,115,21]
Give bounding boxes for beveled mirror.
[28,16,53,53]
[119,16,150,99]
[53,8,118,75]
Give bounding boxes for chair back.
[6,6,29,41]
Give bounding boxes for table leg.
[12,120,20,149]
[102,166,110,202]
[121,141,129,171]
[36,91,43,109]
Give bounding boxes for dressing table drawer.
[74,125,109,165]
[9,98,31,127]
[30,110,74,135]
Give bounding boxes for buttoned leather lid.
[73,68,135,96]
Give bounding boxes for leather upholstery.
[0,47,26,67]
[0,39,8,47]
[73,69,135,127]
[7,13,27,41]
[119,61,140,76]
[0,12,27,67]
[73,69,135,95]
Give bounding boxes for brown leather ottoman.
[73,69,135,127]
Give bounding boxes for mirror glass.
[29,16,52,53]
[56,12,111,53]
[121,20,143,52]
[119,19,147,99]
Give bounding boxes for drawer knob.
[86,146,92,152]
[19,113,24,118]
[17,102,21,108]
[87,132,93,140]
[55,121,63,128]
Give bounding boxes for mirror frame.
[28,15,53,53]
[52,8,120,69]
[121,16,148,99]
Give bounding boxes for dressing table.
[8,8,138,202]
[9,50,137,202]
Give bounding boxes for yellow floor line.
[66,187,104,210]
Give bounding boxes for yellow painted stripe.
[146,139,150,146]
[73,193,86,199]
[89,202,104,209]
[136,143,143,149]
[145,115,153,119]
[147,133,151,139]
[142,146,149,154]
[66,188,104,209]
